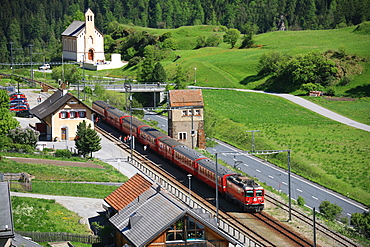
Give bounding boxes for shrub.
[339,76,351,86]
[297,196,305,206]
[319,200,342,221]
[8,127,40,147]
[54,149,72,158]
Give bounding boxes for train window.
[178,132,187,140]
[246,191,254,197]
[256,190,263,196]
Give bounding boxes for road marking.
[297,189,302,193]
[268,175,274,179]
[282,182,287,185]
[312,196,318,200]
[256,169,261,173]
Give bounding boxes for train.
[93,100,265,212]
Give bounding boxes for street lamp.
[187,174,192,196]
[194,67,197,84]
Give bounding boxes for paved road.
[143,89,370,217]
[190,86,370,132]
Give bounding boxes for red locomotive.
[93,100,265,212]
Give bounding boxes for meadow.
[203,89,370,206]
[0,155,127,197]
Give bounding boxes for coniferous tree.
[75,120,102,158]
[151,62,167,82]
[137,45,156,82]
[173,66,187,89]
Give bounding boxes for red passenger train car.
[93,100,264,212]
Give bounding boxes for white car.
[39,64,50,70]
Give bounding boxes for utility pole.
[29,44,34,82]
[246,130,260,152]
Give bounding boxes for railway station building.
[29,89,96,141]
[168,89,206,149]
[104,174,236,247]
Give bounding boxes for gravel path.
[6,157,104,169]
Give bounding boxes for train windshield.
[256,190,263,196]
[245,190,254,197]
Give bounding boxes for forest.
[1,0,370,64]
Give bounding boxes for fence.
[15,231,105,245]
[1,172,32,191]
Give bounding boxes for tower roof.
[168,89,204,107]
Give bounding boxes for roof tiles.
[169,89,204,107]
[104,173,152,211]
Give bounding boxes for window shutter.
[59,112,62,118]
[76,111,80,118]
[67,112,70,118]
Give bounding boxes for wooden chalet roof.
[168,89,204,107]
[109,184,237,247]
[104,173,152,211]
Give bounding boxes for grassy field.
[11,197,90,233]
[304,96,370,125]
[0,155,127,197]
[203,89,370,206]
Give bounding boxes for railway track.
[265,195,360,247]
[96,125,318,246]
[8,73,358,246]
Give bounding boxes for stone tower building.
[168,89,206,149]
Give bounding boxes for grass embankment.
[1,154,127,237]
[0,154,127,197]
[11,197,91,234]
[203,90,370,206]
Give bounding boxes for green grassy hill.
[203,90,370,206]
[114,23,369,98]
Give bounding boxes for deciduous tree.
[223,28,240,48]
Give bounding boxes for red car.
[10,93,27,100]
[10,105,29,111]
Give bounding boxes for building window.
[166,219,184,241]
[70,111,76,118]
[178,132,187,140]
[195,110,200,116]
[60,111,67,119]
[188,110,193,115]
[182,110,187,116]
[187,217,205,240]
[78,111,86,118]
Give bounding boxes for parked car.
[10,99,28,107]
[10,93,26,99]
[10,105,29,111]
[10,96,27,101]
[39,64,50,70]
[16,109,33,118]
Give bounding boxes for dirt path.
[5,157,105,169]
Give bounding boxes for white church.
[61,8,126,70]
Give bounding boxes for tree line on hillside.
[1,0,369,64]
